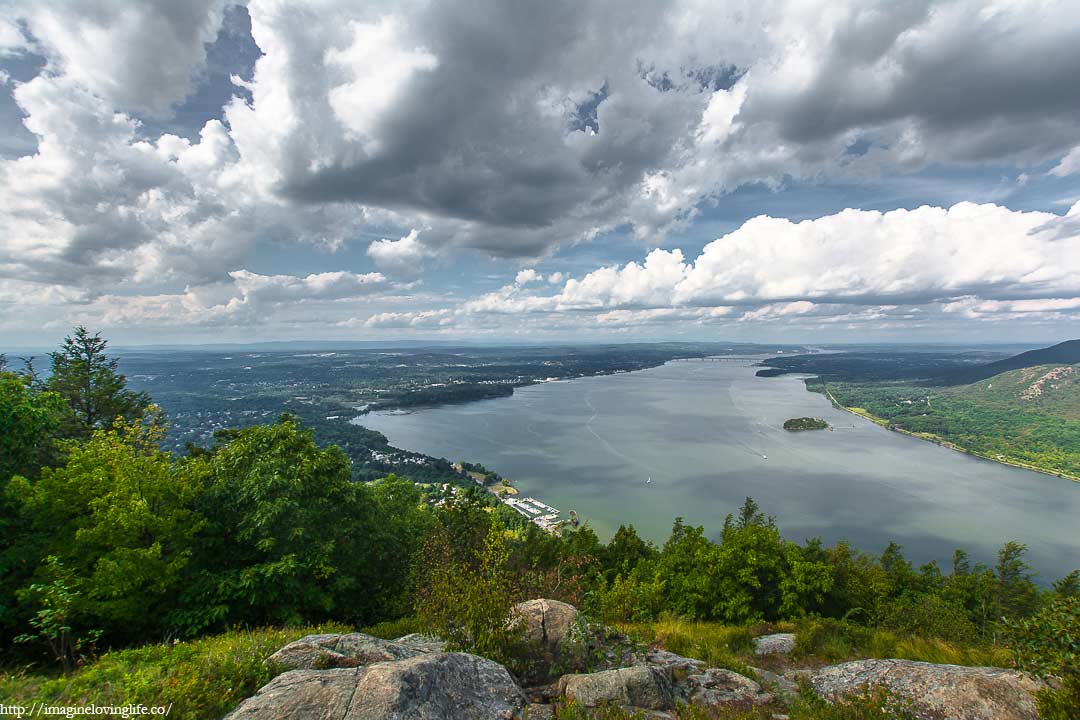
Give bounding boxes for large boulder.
[268,633,427,671]
[513,599,579,653]
[752,633,796,656]
[679,668,772,708]
[810,659,1048,720]
[559,665,674,711]
[227,652,527,720]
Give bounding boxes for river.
[356,360,1080,579]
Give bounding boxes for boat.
[646,476,652,484]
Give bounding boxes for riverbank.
[818,383,1080,483]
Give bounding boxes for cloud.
[515,269,542,286]
[1051,145,1080,177]
[12,0,228,117]
[3,0,1080,342]
[368,201,1080,331]
[366,229,432,276]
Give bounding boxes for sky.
[1,0,1079,348]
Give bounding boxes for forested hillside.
[816,362,1080,478]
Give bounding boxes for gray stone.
[810,659,1048,720]
[346,652,527,720]
[227,652,527,720]
[748,666,798,699]
[559,665,675,711]
[392,633,446,654]
[268,633,424,671]
[645,650,705,681]
[225,668,361,720]
[513,599,579,652]
[752,633,797,656]
[680,668,772,708]
[525,703,555,720]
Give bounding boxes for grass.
[619,618,763,677]
[620,616,1009,675]
[358,614,425,640]
[791,617,1011,667]
[0,623,349,720]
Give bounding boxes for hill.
[938,339,1080,385]
[818,361,1080,478]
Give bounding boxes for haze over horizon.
[2,1,1080,346]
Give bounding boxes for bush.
[1007,595,1080,719]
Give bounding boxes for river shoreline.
[817,383,1080,484]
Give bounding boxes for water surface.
[358,361,1080,579]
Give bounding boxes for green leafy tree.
[14,556,101,671]
[175,416,389,633]
[0,371,64,482]
[11,411,200,644]
[601,524,658,582]
[655,518,714,619]
[415,518,526,670]
[46,326,150,439]
[1007,594,1080,719]
[995,541,1039,620]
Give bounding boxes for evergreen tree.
[46,326,149,439]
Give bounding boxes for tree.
[0,371,65,482]
[995,542,1039,620]
[46,326,149,439]
[175,416,388,634]
[602,524,658,582]
[10,411,201,645]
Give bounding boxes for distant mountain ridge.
[938,339,1080,385]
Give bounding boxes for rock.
[559,665,675,711]
[810,659,1048,720]
[393,634,446,653]
[525,704,555,720]
[679,668,773,708]
[227,652,527,720]
[268,633,424,671]
[645,650,705,681]
[225,668,362,720]
[753,633,797,656]
[514,599,579,652]
[748,666,798,699]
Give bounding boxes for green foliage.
[416,517,527,669]
[13,556,101,672]
[175,417,422,634]
[11,412,200,647]
[46,326,150,440]
[822,368,1080,478]
[0,371,64,482]
[783,417,829,431]
[0,624,348,719]
[624,618,756,676]
[1007,595,1080,718]
[792,617,1010,666]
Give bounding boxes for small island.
[783,416,829,431]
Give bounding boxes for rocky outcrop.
[513,599,579,653]
[752,633,796,656]
[268,633,430,671]
[559,665,674,711]
[392,634,447,654]
[226,652,527,720]
[809,659,1048,720]
[678,668,772,708]
[557,659,772,714]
